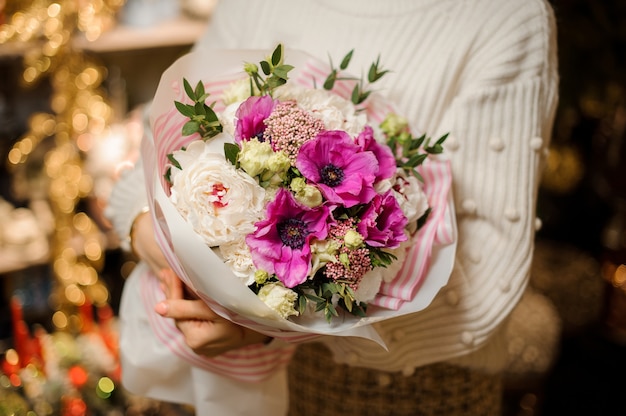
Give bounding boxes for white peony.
[258,283,299,319]
[392,169,429,225]
[169,137,266,246]
[218,238,257,286]
[274,84,367,137]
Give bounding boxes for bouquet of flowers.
[142,45,456,343]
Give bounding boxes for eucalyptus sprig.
[245,44,294,96]
[174,78,223,140]
[323,49,390,105]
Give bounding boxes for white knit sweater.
[106,0,558,374]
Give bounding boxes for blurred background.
[0,0,624,414]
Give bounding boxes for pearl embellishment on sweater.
[499,278,511,293]
[530,136,543,150]
[402,365,415,377]
[489,137,505,152]
[446,289,460,306]
[445,135,460,151]
[504,207,520,222]
[461,199,477,214]
[534,217,542,231]
[461,331,474,346]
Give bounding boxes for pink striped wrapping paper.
[139,48,457,379]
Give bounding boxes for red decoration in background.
[68,365,89,388]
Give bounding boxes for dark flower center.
[255,130,265,142]
[278,218,308,249]
[320,164,344,187]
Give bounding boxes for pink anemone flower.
[296,130,379,208]
[246,188,331,288]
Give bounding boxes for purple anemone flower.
[357,190,408,248]
[246,188,331,288]
[355,126,397,182]
[295,130,379,208]
[234,95,276,143]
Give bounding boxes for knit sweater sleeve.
[323,0,559,372]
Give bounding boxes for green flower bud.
[344,229,364,249]
[339,252,350,268]
[244,62,259,75]
[291,178,323,207]
[255,269,269,284]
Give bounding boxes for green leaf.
[182,121,199,136]
[271,44,283,66]
[351,84,361,104]
[164,167,172,184]
[260,60,271,76]
[272,64,294,80]
[183,78,195,99]
[411,168,424,182]
[298,295,307,315]
[303,293,325,303]
[174,101,194,117]
[416,207,432,229]
[340,49,354,70]
[167,153,181,170]
[323,70,337,90]
[194,101,207,116]
[194,80,206,99]
[224,143,240,166]
[405,153,428,168]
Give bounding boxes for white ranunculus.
[392,169,429,224]
[258,283,299,319]
[169,138,266,246]
[218,238,257,286]
[274,84,367,137]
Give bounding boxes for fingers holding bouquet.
[155,268,271,357]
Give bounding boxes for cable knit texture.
[107,0,558,374]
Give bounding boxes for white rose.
[392,169,429,224]
[274,84,367,137]
[169,138,266,246]
[258,283,299,319]
[218,238,257,286]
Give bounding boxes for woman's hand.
[154,269,271,357]
[130,210,170,276]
